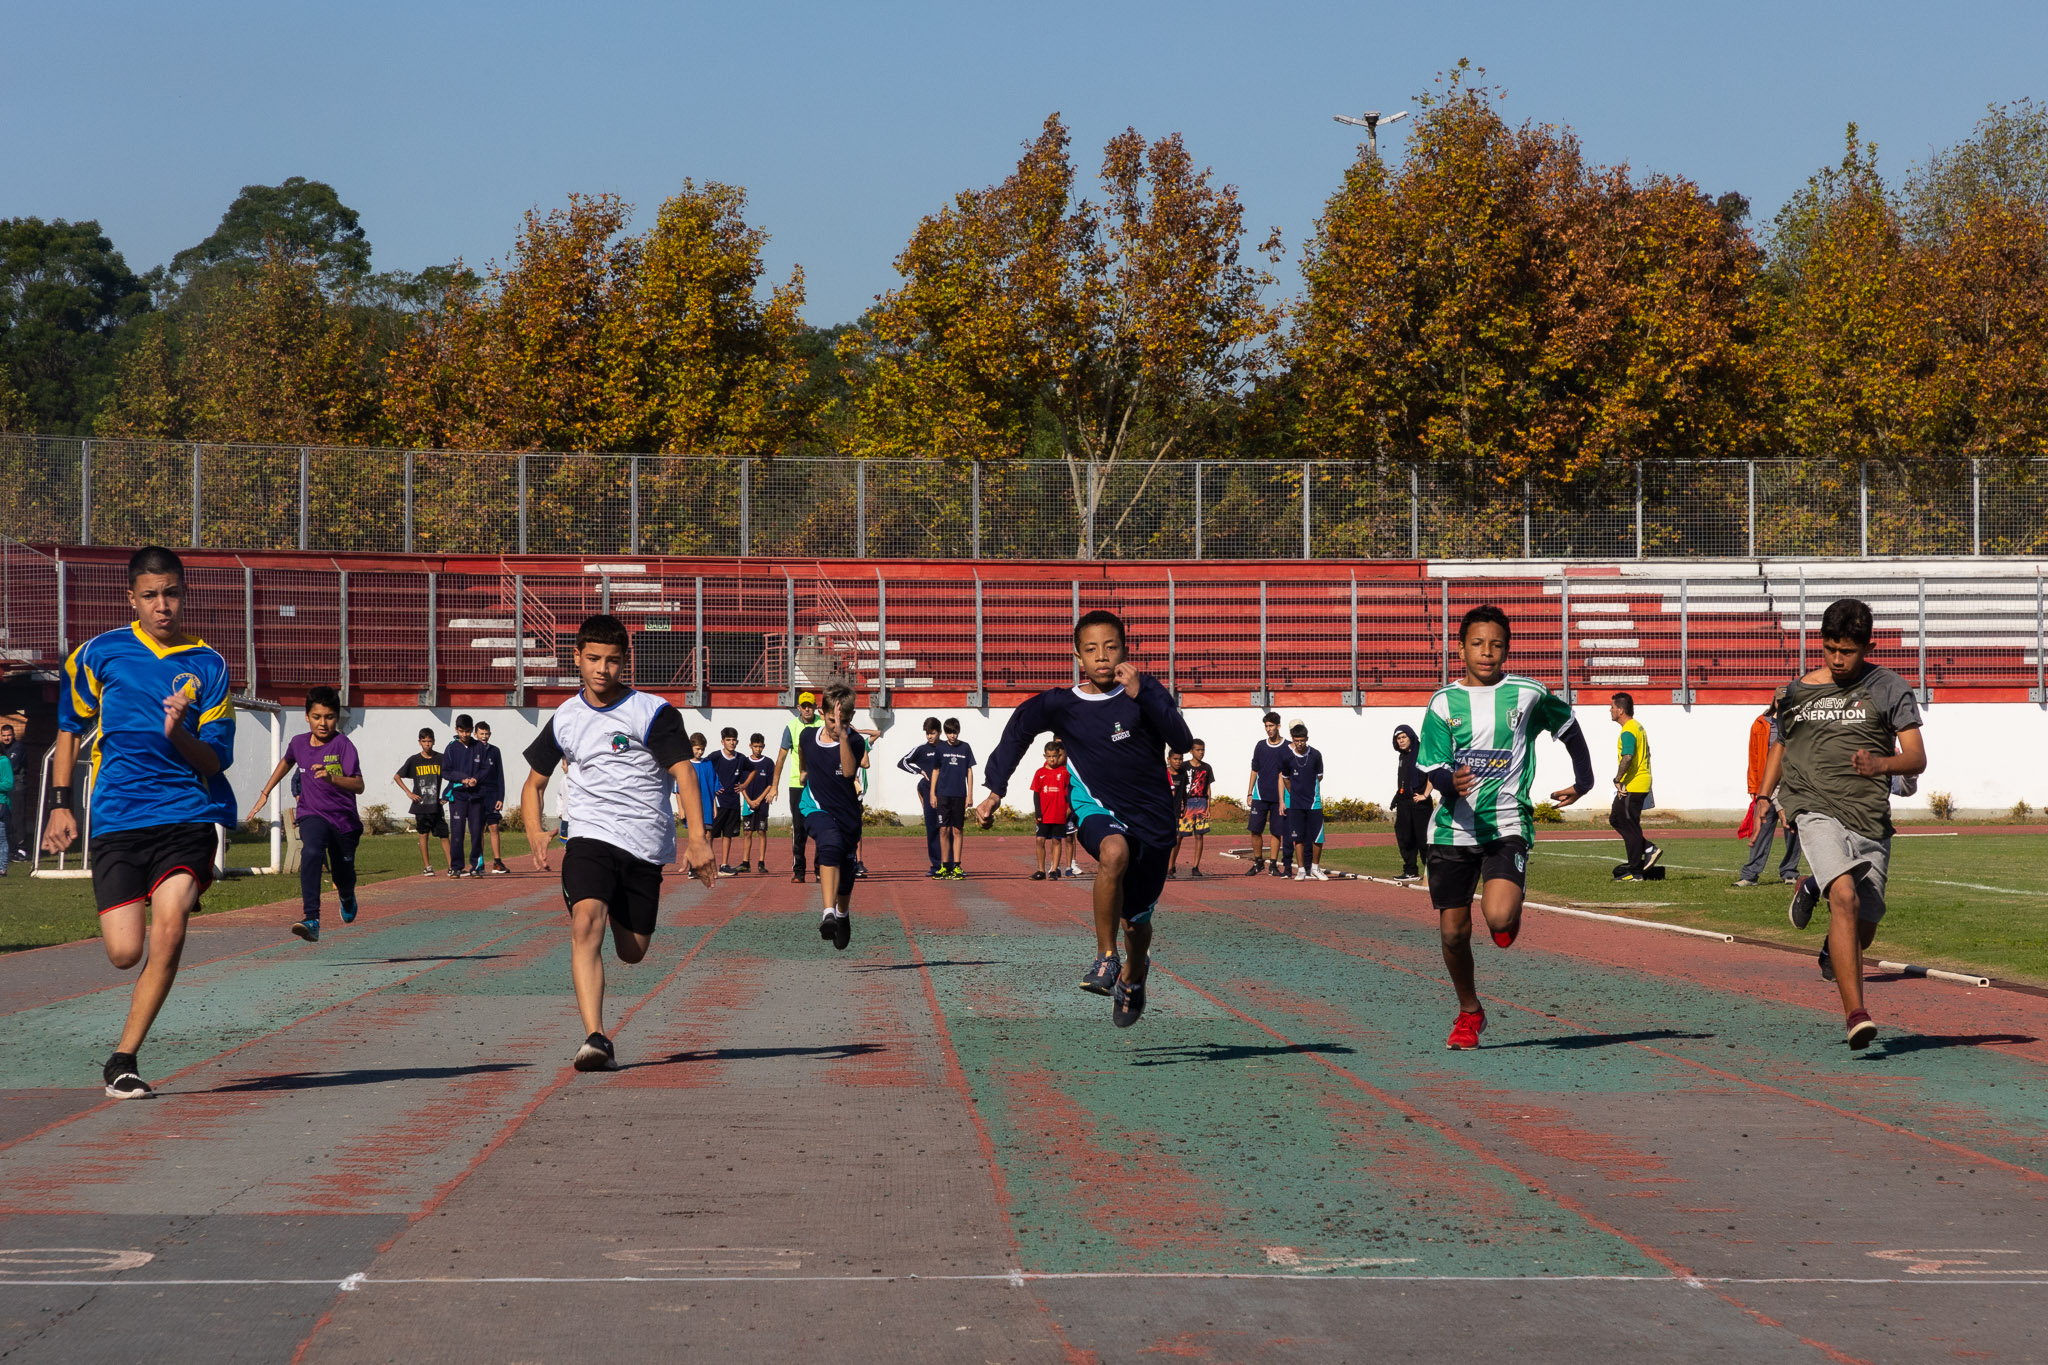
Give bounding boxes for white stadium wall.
[226,697,2048,829]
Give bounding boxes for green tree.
[0,218,151,434]
[1905,99,2048,245]
[166,176,372,291]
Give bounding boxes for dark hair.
[127,545,185,585]
[1610,692,1635,716]
[690,731,707,748]
[1072,608,1126,650]
[822,682,855,715]
[305,685,342,714]
[1169,749,1184,759]
[720,726,738,740]
[575,613,631,654]
[1821,598,1874,646]
[1262,711,1281,725]
[749,731,764,745]
[943,717,960,733]
[417,727,434,740]
[1191,737,1205,747]
[455,713,474,730]
[475,722,490,733]
[1043,740,1060,751]
[1459,603,1512,644]
[923,716,941,732]
[1290,722,1308,738]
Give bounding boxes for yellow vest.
[1618,718,1652,793]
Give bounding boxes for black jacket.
[1392,725,1431,804]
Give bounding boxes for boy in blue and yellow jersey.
[977,609,1194,1030]
[42,547,237,1100]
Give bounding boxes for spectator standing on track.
[522,614,715,1072]
[1390,724,1431,880]
[690,734,720,851]
[929,716,975,879]
[1246,711,1293,877]
[43,546,238,1100]
[473,722,510,874]
[1734,705,1802,887]
[251,686,364,942]
[771,691,822,883]
[1419,604,1594,1051]
[1165,750,1186,878]
[1608,694,1660,881]
[1757,598,1926,1051]
[739,733,775,873]
[1030,740,1071,880]
[709,726,748,876]
[1283,723,1328,881]
[1178,739,1215,877]
[394,729,453,875]
[442,714,488,879]
[897,716,944,877]
[800,684,867,951]
[0,724,13,874]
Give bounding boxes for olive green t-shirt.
[1772,664,1921,841]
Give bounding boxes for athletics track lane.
[0,836,2041,1362]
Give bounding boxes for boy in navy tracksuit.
[443,713,488,877]
[474,721,509,874]
[897,716,944,876]
[978,609,1192,1029]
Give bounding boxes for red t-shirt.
[1030,765,1071,824]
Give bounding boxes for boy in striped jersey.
[1419,605,1595,1050]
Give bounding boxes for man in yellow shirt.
[1608,692,1659,880]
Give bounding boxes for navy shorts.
[811,815,860,870]
[1426,837,1529,910]
[1076,813,1171,925]
[1291,808,1325,847]
[1247,799,1278,836]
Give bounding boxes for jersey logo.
[610,733,631,754]
[1455,748,1513,779]
[1508,705,1525,728]
[172,672,201,700]
[1110,721,1130,743]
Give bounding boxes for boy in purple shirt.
[252,686,365,942]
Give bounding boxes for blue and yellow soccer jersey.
[62,624,237,836]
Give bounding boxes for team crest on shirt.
[1110,721,1130,743]
[172,673,200,700]
[1508,705,1525,728]
[610,733,631,753]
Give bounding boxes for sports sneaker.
[949,868,966,880]
[421,867,436,877]
[1309,866,1329,881]
[1446,1009,1487,1050]
[791,872,806,884]
[718,864,737,877]
[1293,866,1308,881]
[1617,871,1641,882]
[490,860,510,875]
[1245,859,1264,877]
[1732,877,1759,888]
[1047,868,1061,880]
[1112,975,1147,1028]
[818,913,836,941]
[339,895,358,925]
[1789,875,1820,930]
[1845,1009,1876,1050]
[756,862,769,874]
[926,867,942,879]
[1641,843,1662,871]
[1191,866,1204,878]
[1079,953,1120,996]
[292,919,320,942]
[1273,863,1292,879]
[1030,870,1046,881]
[831,913,851,951]
[573,1032,618,1072]
[1165,867,1179,880]
[854,864,868,880]
[103,1052,151,1100]
[1491,920,1520,949]
[1067,864,1082,877]
[1818,946,1836,982]
[448,867,465,880]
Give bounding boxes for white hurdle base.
[1878,960,1992,989]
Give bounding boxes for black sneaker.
[1818,946,1836,982]
[490,860,510,875]
[1165,867,1179,879]
[103,1052,151,1100]
[1789,876,1820,930]
[1273,864,1292,879]
[718,864,738,877]
[756,862,768,874]
[854,864,868,880]
[1245,859,1264,877]
[831,913,852,951]
[791,872,806,884]
[1190,866,1205,878]
[818,913,836,941]
[573,1032,618,1072]
[1641,842,1662,871]
[1031,870,1046,881]
[1112,975,1147,1028]
[1079,953,1120,996]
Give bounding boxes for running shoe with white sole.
[1079,953,1120,996]
[1293,866,1308,881]
[831,913,851,951]
[1789,875,1820,930]
[573,1032,618,1072]
[1845,1009,1876,1049]
[1818,946,1836,982]
[1446,1009,1487,1050]
[1641,843,1662,871]
[1309,866,1329,881]
[1732,877,1759,888]
[103,1052,152,1100]
[1245,859,1264,877]
[292,919,320,942]
[1112,976,1147,1028]
[340,895,358,924]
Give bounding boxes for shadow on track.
[1130,1041,1356,1067]
[1486,1029,1714,1051]
[1858,1032,2037,1059]
[332,955,514,965]
[212,1062,531,1092]
[630,1043,887,1070]
[851,960,1003,972]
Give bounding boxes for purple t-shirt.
[288,732,362,832]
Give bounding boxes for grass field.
[1321,831,2048,987]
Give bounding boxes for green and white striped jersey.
[1419,675,1579,846]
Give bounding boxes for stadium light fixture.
[1332,108,1408,160]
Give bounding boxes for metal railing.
[6,546,2042,706]
[7,435,2048,561]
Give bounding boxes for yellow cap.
[797,691,817,705]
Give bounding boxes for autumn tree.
[1288,63,1764,482]
[846,114,1282,555]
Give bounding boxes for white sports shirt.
[523,688,690,867]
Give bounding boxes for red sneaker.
[1446,1009,1487,1050]
[1491,921,1520,949]
[1845,1009,1876,1050]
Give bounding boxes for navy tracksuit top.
[983,675,1193,850]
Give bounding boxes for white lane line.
[1538,850,2048,898]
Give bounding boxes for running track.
[0,839,2042,1363]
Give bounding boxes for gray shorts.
[1794,812,1889,923]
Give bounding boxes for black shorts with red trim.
[91,821,218,915]
[1426,836,1530,910]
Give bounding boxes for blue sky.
[4,1,2041,324]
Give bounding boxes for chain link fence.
[8,435,2048,561]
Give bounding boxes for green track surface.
[1322,832,2048,985]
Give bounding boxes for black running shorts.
[935,795,967,829]
[561,837,664,937]
[710,801,742,840]
[741,803,769,832]
[1077,812,1170,925]
[811,816,859,870]
[1247,799,1278,836]
[482,806,503,827]
[90,821,218,915]
[412,804,449,838]
[1426,837,1530,910]
[1035,820,1066,841]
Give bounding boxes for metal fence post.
[298,446,310,551]
[190,443,202,548]
[967,574,986,707]
[629,456,640,556]
[421,573,438,705]
[1410,465,1421,560]
[517,455,529,556]
[1301,461,1312,559]
[1193,462,1203,561]
[690,575,706,707]
[781,570,795,704]
[510,574,526,708]
[1673,577,1692,708]
[1559,573,1571,703]
[873,573,890,717]
[1858,461,1868,557]
[242,565,255,694]
[79,438,93,546]
[1633,464,1644,560]
[338,569,350,707]
[1167,572,1178,696]
[1342,572,1360,707]
[1917,577,1929,703]
[1798,568,1807,674]
[1440,577,1450,685]
[1071,581,1080,685]
[55,560,68,658]
[1522,478,1532,560]
[600,573,611,616]
[741,460,753,557]
[2035,572,2045,708]
[1971,458,1981,556]
[403,451,415,553]
[1255,583,1271,708]
[1746,461,1756,559]
[856,460,867,559]
[970,460,981,560]
[1084,476,1097,561]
